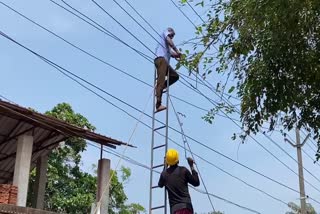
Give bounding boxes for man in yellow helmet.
[158,149,200,214]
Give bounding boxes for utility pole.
[285,128,310,214]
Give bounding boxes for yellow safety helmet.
[166,149,179,166]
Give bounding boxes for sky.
[1,0,320,213]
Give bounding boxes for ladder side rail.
[149,67,157,214]
[163,66,170,214]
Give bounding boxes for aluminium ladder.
[149,67,170,214]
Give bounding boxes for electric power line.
[1,0,246,157]
[7,0,320,197]
[49,0,211,91]
[51,0,320,205]
[169,97,216,211]
[88,142,262,214]
[169,96,288,206]
[2,0,320,211]
[191,73,320,188]
[185,1,206,23]
[301,129,319,152]
[89,0,156,56]
[3,0,320,203]
[169,1,320,187]
[0,94,14,103]
[108,0,160,44]
[1,30,312,207]
[306,142,318,154]
[0,1,219,120]
[47,0,152,62]
[169,0,197,29]
[178,75,320,197]
[122,0,161,38]
[302,148,320,167]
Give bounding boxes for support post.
[96,158,110,214]
[285,128,310,214]
[32,154,49,209]
[13,135,34,207]
[296,128,307,214]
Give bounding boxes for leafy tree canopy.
[179,0,320,157]
[28,103,145,214]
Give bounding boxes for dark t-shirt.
[158,165,200,214]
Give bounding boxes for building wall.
[0,204,61,214]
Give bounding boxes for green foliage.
[202,102,235,124]
[108,167,145,214]
[27,103,145,213]
[45,103,96,131]
[181,0,320,155]
[45,103,96,161]
[286,202,317,214]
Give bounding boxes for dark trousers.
[174,208,193,214]
[154,57,179,108]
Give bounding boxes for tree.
[108,166,145,214]
[27,103,145,214]
[286,202,317,214]
[179,0,320,156]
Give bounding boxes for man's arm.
[158,157,167,188]
[186,167,200,187]
[186,157,200,187]
[158,172,165,188]
[166,36,181,58]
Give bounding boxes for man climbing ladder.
[154,27,181,112]
[158,149,200,214]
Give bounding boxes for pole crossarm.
[301,133,311,147]
[284,138,298,148]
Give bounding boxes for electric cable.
[90,0,156,56]
[122,0,161,38]
[88,142,262,214]
[178,75,320,196]
[169,96,288,206]
[168,97,216,211]
[47,0,152,62]
[92,89,153,214]
[185,1,206,23]
[2,29,320,205]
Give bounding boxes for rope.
[169,96,216,212]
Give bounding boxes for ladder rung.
[152,185,159,189]
[153,144,166,150]
[152,164,164,169]
[154,125,166,131]
[151,205,165,210]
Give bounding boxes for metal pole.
[149,67,157,214]
[296,128,307,214]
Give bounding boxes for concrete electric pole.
[285,127,310,214]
